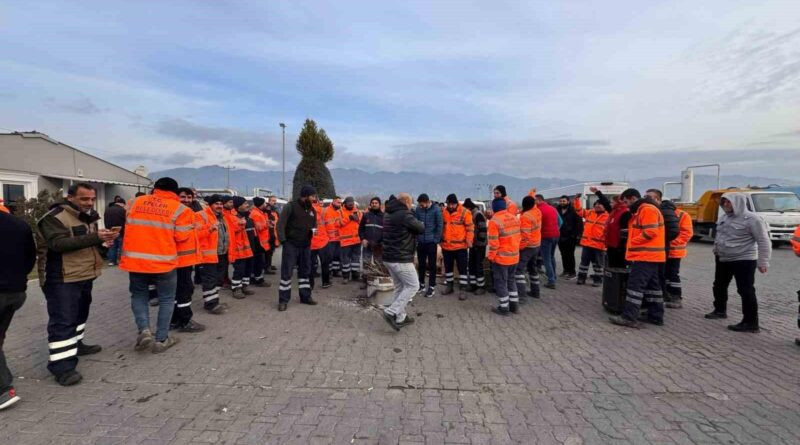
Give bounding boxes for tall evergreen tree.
[292,119,337,199]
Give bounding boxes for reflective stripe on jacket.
[226,209,253,262]
[487,210,521,265]
[338,208,362,247]
[176,211,201,268]
[198,207,219,264]
[119,190,194,273]
[441,205,474,251]
[625,202,666,263]
[519,207,542,249]
[323,206,342,241]
[669,209,694,259]
[576,208,608,251]
[250,207,272,252]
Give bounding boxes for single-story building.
[0,131,152,217]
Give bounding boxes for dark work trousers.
[265,248,275,272]
[232,257,253,290]
[251,249,266,283]
[172,266,194,327]
[340,244,361,280]
[311,246,331,289]
[664,258,682,301]
[467,245,486,289]
[193,265,202,285]
[558,238,577,275]
[578,246,605,284]
[443,248,468,289]
[622,261,664,322]
[492,262,518,309]
[712,257,758,324]
[279,242,312,304]
[416,242,438,290]
[516,247,540,299]
[328,241,341,275]
[44,280,93,376]
[0,291,26,392]
[200,254,228,309]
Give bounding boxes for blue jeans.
[540,237,559,285]
[107,235,122,264]
[129,270,176,342]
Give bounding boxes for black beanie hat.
[417,193,430,203]
[154,177,179,194]
[522,195,536,211]
[462,198,476,210]
[494,185,507,197]
[220,195,233,204]
[205,194,222,205]
[232,196,247,208]
[252,197,265,207]
[446,193,458,204]
[300,184,316,198]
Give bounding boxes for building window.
[2,183,26,203]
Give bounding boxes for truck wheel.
[771,241,784,249]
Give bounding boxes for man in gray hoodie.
[705,192,771,332]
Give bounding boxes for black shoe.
[77,341,102,356]
[565,274,577,280]
[396,315,415,328]
[425,287,435,298]
[254,280,270,288]
[178,320,206,333]
[278,302,288,311]
[576,278,585,285]
[241,287,256,296]
[558,272,568,277]
[382,312,400,331]
[609,315,640,328]
[492,306,511,317]
[206,304,226,315]
[665,300,683,309]
[527,290,540,299]
[544,283,556,289]
[300,298,318,305]
[475,287,486,296]
[441,284,454,295]
[321,282,332,289]
[55,370,82,386]
[727,322,759,333]
[509,302,519,314]
[637,316,664,326]
[704,311,727,319]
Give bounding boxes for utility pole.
[225,164,235,191]
[279,122,286,198]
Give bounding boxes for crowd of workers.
[0,178,798,411]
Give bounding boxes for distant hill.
[150,166,798,202]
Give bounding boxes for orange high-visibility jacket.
[250,207,272,251]
[790,224,800,256]
[519,206,542,249]
[626,202,666,263]
[176,211,202,268]
[441,205,474,251]
[226,209,253,262]
[311,202,329,251]
[504,197,519,216]
[487,210,521,265]
[198,206,220,264]
[119,190,195,273]
[323,206,342,242]
[669,209,694,259]
[338,207,362,247]
[575,207,609,251]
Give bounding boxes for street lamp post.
[279,123,286,198]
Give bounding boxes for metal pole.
[280,123,286,198]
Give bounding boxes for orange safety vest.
[226,209,253,262]
[176,211,202,268]
[487,210,521,265]
[249,207,272,251]
[669,209,694,259]
[626,202,666,263]
[338,207,362,247]
[441,205,474,251]
[119,190,195,273]
[576,208,609,251]
[323,206,342,242]
[504,197,519,216]
[197,206,219,264]
[519,206,542,249]
[791,224,800,256]
[310,202,329,250]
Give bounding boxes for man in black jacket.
[463,198,488,295]
[0,211,36,410]
[103,199,126,266]
[381,193,425,331]
[359,197,384,288]
[276,185,318,311]
[557,195,583,279]
[645,189,680,307]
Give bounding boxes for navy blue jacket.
[414,205,443,244]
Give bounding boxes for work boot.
[231,288,246,299]
[241,286,255,296]
[152,336,180,354]
[254,280,270,288]
[322,281,332,289]
[492,306,511,317]
[609,315,640,329]
[55,370,82,387]
[77,341,102,356]
[576,276,586,285]
[637,315,664,326]
[178,320,206,333]
[509,302,519,314]
[704,311,727,319]
[727,321,759,333]
[135,329,154,351]
[278,302,288,311]
[206,304,227,315]
[665,299,683,309]
[528,290,540,299]
[441,283,455,295]
[300,298,318,305]
[475,287,486,296]
[382,312,400,331]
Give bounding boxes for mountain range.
[150,165,798,202]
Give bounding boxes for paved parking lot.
[2,242,799,444]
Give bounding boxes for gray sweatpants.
[383,262,420,321]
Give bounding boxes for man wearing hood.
[276,185,318,311]
[338,196,362,284]
[441,194,474,300]
[463,198,487,295]
[230,196,255,299]
[705,192,771,333]
[381,194,425,331]
[609,188,667,328]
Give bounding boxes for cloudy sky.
[1,1,799,180]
